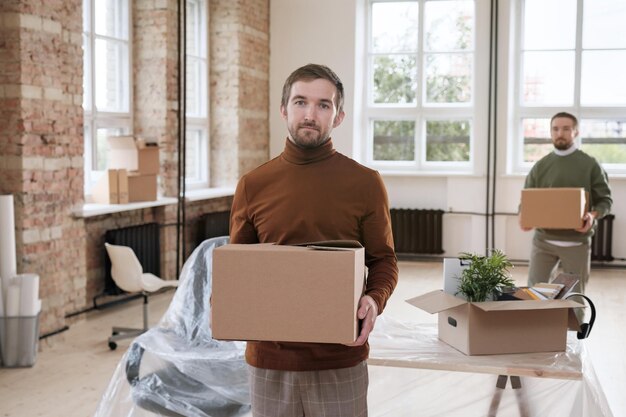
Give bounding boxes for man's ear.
[280,105,288,121]
[333,110,345,128]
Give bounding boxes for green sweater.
[524,149,612,242]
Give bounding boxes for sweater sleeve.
[229,178,259,244]
[590,162,612,219]
[361,172,398,314]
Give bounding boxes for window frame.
[510,0,626,175]
[185,0,210,189]
[83,0,133,195]
[360,0,490,175]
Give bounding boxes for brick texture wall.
[0,1,86,338]
[0,0,269,347]
[210,0,269,185]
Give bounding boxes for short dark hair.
[281,64,344,113]
[551,112,578,129]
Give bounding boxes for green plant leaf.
[457,249,514,302]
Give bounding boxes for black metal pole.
[485,0,495,254]
[490,0,499,253]
[176,0,182,278]
[181,0,187,264]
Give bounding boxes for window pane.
[523,0,576,50]
[186,0,201,56]
[372,2,418,53]
[95,127,125,171]
[580,119,626,164]
[583,0,626,49]
[95,39,129,112]
[373,120,415,161]
[83,0,91,32]
[424,53,472,103]
[424,0,474,51]
[186,58,201,116]
[372,55,417,104]
[522,51,574,105]
[185,130,201,180]
[82,34,91,110]
[426,120,470,162]
[95,0,128,39]
[522,118,552,163]
[581,51,626,106]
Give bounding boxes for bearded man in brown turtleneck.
[229,64,398,417]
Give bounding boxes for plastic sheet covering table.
[367,316,614,417]
[94,237,251,417]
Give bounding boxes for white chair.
[104,242,179,350]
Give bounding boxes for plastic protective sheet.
[367,316,614,417]
[94,237,251,417]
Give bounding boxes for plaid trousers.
[249,361,369,417]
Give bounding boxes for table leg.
[511,376,530,417]
[487,375,509,417]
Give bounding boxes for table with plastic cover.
[367,316,614,417]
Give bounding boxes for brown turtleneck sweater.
[229,138,398,371]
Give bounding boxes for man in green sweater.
[230,64,398,416]
[521,112,612,294]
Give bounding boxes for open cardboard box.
[108,136,160,175]
[211,241,365,344]
[520,187,587,229]
[407,290,583,355]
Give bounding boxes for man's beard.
[553,138,573,151]
[288,123,330,149]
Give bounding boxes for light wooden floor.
[0,261,624,417]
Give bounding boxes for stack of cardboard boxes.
[92,136,160,204]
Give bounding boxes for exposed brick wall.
[0,1,86,338]
[210,0,270,185]
[1,0,270,347]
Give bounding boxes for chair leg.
[143,293,149,330]
[107,293,151,350]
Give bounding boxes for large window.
[513,0,626,173]
[185,0,209,188]
[363,0,488,173]
[83,0,131,194]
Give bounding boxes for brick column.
[210,0,269,185]
[0,1,86,336]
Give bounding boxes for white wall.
[269,0,625,262]
[269,0,359,159]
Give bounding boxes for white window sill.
[73,197,178,218]
[379,170,483,178]
[184,186,235,202]
[74,187,235,218]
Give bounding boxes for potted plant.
[456,249,515,302]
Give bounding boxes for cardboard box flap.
[108,135,136,149]
[405,290,466,314]
[296,240,364,250]
[474,299,583,312]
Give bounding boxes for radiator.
[390,209,444,255]
[104,223,161,295]
[591,214,615,261]
[196,210,230,247]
